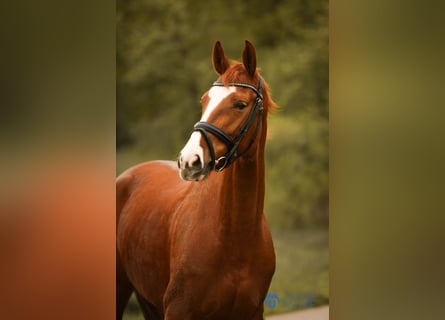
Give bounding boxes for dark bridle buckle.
[214,156,228,172]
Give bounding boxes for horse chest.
[165,235,268,319]
[199,278,261,319]
[166,265,263,319]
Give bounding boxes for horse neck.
[211,122,267,236]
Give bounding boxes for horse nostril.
[177,155,184,169]
[191,155,202,169]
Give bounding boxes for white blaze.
[179,86,236,169]
[201,86,237,121]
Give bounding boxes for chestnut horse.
[117,40,276,320]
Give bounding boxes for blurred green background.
[117,0,328,316]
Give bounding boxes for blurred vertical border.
[331,0,445,320]
[0,0,115,319]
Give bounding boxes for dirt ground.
[266,305,329,320]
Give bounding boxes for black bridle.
[193,78,264,172]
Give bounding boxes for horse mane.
[219,62,277,114]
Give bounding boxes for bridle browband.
[193,78,264,172]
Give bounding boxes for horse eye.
[234,102,247,110]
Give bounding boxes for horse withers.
[117,40,276,320]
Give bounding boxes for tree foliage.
[117,0,328,228]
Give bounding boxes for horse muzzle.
[177,153,210,181]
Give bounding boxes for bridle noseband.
[193,78,264,172]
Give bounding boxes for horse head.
[178,40,274,181]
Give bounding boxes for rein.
[193,78,264,172]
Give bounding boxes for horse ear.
[212,41,230,75]
[242,40,257,78]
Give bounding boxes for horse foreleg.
[250,304,266,320]
[136,292,164,320]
